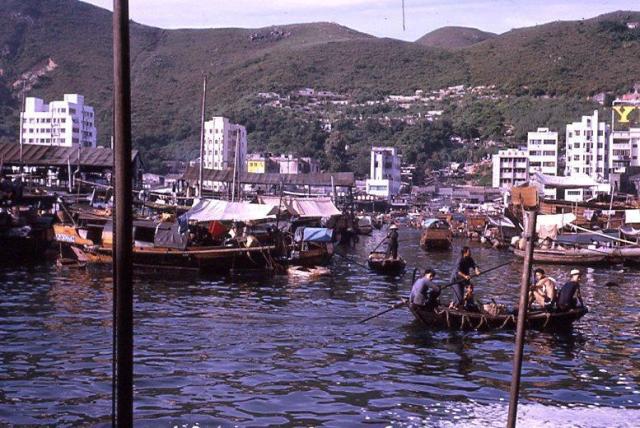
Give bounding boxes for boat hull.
[513,248,610,265]
[409,304,588,331]
[367,252,406,275]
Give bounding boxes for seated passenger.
[410,269,440,310]
[529,268,557,310]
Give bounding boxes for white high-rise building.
[565,110,610,201]
[20,94,96,148]
[203,116,247,171]
[609,100,640,175]
[492,148,529,189]
[365,146,401,198]
[527,127,558,198]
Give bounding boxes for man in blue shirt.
[410,269,440,310]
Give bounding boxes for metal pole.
[113,0,134,426]
[198,75,207,197]
[507,208,537,428]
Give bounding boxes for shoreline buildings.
[492,148,529,190]
[20,94,96,148]
[365,146,401,199]
[527,127,558,198]
[203,116,247,191]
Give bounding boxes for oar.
[357,260,514,324]
[358,299,407,324]
[440,260,514,291]
[446,260,515,289]
[371,235,389,253]
[334,250,370,270]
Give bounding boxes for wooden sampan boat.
[408,304,588,331]
[367,251,406,275]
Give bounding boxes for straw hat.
[389,224,398,230]
[570,269,581,276]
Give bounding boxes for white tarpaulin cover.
[530,172,601,189]
[184,199,278,222]
[535,213,576,230]
[258,196,342,218]
[625,209,640,224]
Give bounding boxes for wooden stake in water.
[507,208,538,427]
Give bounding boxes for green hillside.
[416,26,497,49]
[0,1,639,174]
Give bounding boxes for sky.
[82,0,636,41]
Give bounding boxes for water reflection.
[1,227,639,426]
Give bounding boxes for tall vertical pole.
[19,82,26,177]
[507,208,538,428]
[198,75,207,197]
[231,131,239,202]
[113,0,134,426]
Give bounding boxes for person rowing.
[409,268,440,310]
[450,246,480,311]
[557,268,585,311]
[386,224,399,260]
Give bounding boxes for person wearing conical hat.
[386,224,399,260]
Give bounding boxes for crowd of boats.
[4,180,639,332]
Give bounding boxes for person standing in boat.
[529,268,557,310]
[386,224,399,260]
[450,246,480,310]
[557,269,585,311]
[410,269,440,310]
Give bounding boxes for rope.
[542,312,552,329]
[475,315,486,330]
[460,314,467,329]
[499,314,515,329]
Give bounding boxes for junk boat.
[408,304,588,331]
[54,199,284,272]
[367,251,406,275]
[419,218,452,250]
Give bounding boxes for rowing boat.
[408,304,588,331]
[513,247,610,264]
[367,251,406,275]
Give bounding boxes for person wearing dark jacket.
[450,246,480,309]
[386,224,399,259]
[557,268,584,311]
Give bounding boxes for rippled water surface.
[1,228,640,427]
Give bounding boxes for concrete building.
[565,110,610,201]
[609,100,640,175]
[246,153,279,174]
[527,127,558,198]
[491,148,529,189]
[272,155,320,174]
[203,116,247,171]
[20,94,96,148]
[365,146,401,198]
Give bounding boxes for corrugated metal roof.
[182,166,354,187]
[0,142,139,168]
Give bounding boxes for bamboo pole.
[198,75,207,197]
[507,208,538,427]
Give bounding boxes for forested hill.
[0,1,639,174]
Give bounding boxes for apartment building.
[20,94,96,148]
[527,127,558,198]
[365,146,401,198]
[491,148,529,189]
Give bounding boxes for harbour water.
[1,228,639,427]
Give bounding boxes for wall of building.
[20,94,96,148]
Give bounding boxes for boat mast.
[198,74,207,198]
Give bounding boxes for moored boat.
[409,304,588,331]
[367,251,406,275]
[419,218,452,250]
[356,216,373,235]
[512,247,610,264]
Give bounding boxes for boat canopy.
[530,172,605,189]
[258,196,342,218]
[293,227,334,243]
[154,222,188,250]
[422,218,449,229]
[487,216,516,228]
[183,199,278,223]
[555,231,619,246]
[625,209,640,224]
[526,213,575,240]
